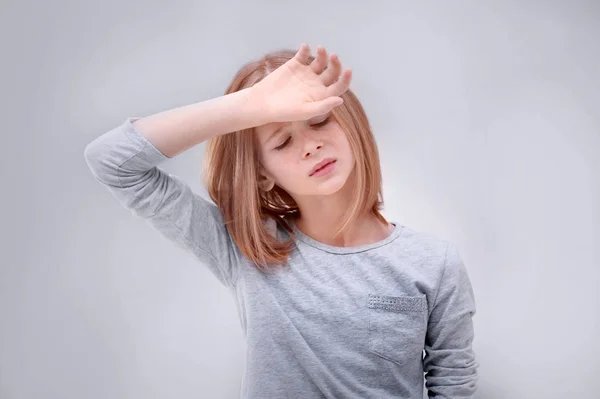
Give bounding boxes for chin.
[310,171,351,195]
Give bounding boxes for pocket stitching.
[367,294,427,365]
[368,294,427,312]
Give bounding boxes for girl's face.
[255,111,355,197]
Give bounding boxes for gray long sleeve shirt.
[84,116,479,398]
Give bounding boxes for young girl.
[84,43,478,398]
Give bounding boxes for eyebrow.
[266,125,286,145]
[265,113,331,145]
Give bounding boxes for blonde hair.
[203,47,388,271]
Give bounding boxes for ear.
[258,166,276,192]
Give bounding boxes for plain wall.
[2,1,598,398]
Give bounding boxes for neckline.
[286,219,403,254]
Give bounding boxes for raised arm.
[83,43,352,287]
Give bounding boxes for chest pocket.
[367,293,428,366]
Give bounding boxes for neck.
[289,167,392,247]
[293,213,392,247]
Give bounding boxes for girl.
[84,43,478,398]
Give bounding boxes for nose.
[292,121,323,159]
[291,121,324,159]
[303,145,323,159]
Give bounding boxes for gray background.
[2,1,599,398]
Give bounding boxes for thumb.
[303,97,343,117]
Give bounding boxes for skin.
[254,113,395,247]
[247,44,395,247]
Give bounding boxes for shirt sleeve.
[423,242,479,398]
[83,116,239,289]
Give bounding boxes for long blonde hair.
[203,47,388,271]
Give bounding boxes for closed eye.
[275,137,291,150]
[312,116,330,128]
[274,117,330,151]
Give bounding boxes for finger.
[310,46,328,75]
[325,68,352,98]
[294,43,311,66]
[303,96,344,118]
[320,53,342,86]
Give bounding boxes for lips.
[309,158,336,176]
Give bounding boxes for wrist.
[242,85,272,127]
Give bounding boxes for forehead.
[255,120,280,136]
